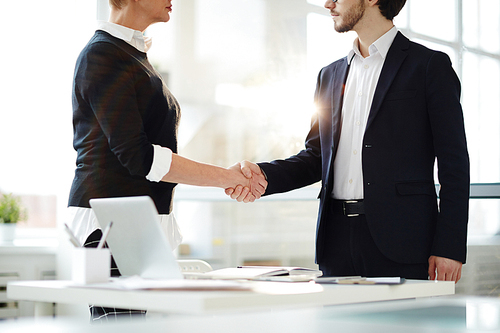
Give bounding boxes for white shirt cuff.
[146,145,173,182]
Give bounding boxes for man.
[229,0,469,282]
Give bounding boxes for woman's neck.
[109,7,150,32]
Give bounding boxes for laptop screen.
[89,196,183,280]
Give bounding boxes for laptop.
[89,196,184,280]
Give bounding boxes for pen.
[64,223,80,247]
[97,221,113,250]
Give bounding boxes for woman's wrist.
[225,165,250,189]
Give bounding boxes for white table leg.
[34,302,54,317]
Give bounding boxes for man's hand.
[225,161,267,203]
[428,255,462,283]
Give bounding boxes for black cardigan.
[69,30,180,214]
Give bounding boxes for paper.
[314,276,405,285]
[365,277,405,284]
[73,276,253,291]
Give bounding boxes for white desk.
[3,296,498,333]
[8,279,454,316]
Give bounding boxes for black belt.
[333,200,365,217]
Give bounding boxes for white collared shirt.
[97,21,152,53]
[332,26,398,200]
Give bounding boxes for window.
[0,1,96,235]
[395,0,500,235]
[1,0,499,246]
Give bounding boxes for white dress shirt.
[66,22,181,249]
[332,26,398,200]
[96,21,152,52]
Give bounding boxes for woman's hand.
[225,161,267,203]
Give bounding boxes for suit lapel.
[366,32,409,129]
[331,57,349,149]
[323,57,349,192]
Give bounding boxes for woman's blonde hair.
[109,0,128,9]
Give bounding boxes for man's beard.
[334,0,366,33]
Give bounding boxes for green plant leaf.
[0,193,27,224]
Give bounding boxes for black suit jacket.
[259,32,470,265]
[69,31,179,214]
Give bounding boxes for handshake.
[225,161,268,203]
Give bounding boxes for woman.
[67,0,266,321]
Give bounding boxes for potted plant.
[0,193,27,242]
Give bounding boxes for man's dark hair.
[377,0,407,20]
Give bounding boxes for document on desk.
[73,276,253,291]
[200,266,323,282]
[314,276,405,285]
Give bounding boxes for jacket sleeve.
[426,51,470,263]
[73,42,154,177]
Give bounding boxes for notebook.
[203,266,323,281]
[89,196,184,280]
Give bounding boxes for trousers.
[318,200,429,280]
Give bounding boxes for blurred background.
[0,1,499,312]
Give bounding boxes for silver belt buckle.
[343,200,359,217]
